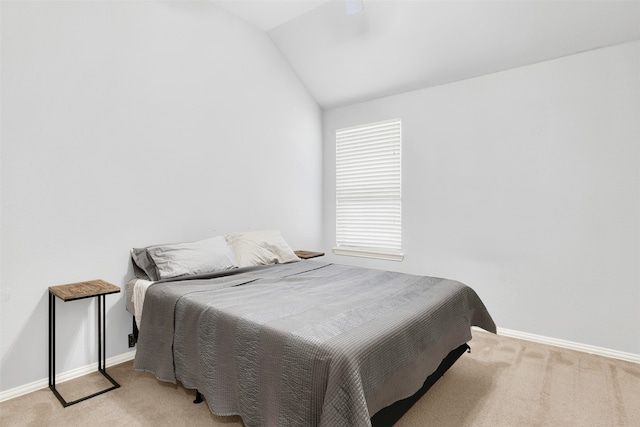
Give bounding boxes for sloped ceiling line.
[215,0,640,109]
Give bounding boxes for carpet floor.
[1,330,638,426]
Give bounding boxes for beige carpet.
[1,330,638,426]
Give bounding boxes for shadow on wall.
[1,291,84,393]
[1,259,135,395]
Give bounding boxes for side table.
[294,250,325,259]
[48,279,121,407]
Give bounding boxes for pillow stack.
[131,230,299,281]
[131,236,237,280]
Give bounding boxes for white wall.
[323,42,640,355]
[0,1,322,392]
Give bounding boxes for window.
[334,118,403,261]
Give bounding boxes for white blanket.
[130,278,154,329]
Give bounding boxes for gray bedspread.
[134,261,495,427]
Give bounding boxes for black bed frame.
[134,318,468,426]
[371,343,470,426]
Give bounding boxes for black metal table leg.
[98,294,103,372]
[98,294,119,387]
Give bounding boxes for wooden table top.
[49,280,120,301]
[294,250,325,259]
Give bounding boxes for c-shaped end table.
[48,280,121,407]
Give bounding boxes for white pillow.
[225,230,299,268]
[146,236,238,279]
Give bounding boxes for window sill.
[332,247,404,262]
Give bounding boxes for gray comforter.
[134,261,496,427]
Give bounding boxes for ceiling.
[213,0,640,110]
[213,0,331,31]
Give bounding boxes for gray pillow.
[146,236,238,280]
[130,247,160,281]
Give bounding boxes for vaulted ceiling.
[213,0,640,109]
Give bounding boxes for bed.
[128,232,496,427]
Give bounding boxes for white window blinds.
[334,118,403,261]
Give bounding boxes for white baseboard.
[475,327,640,364]
[0,350,136,403]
